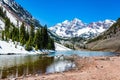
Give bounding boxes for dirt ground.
[12,56,120,80]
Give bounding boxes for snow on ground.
[55,43,71,51]
[0,40,71,54]
[0,40,45,54]
[0,40,29,54]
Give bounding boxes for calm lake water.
[0,50,117,79]
[0,54,75,79]
[49,50,117,57]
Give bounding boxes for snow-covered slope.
[0,40,71,54]
[55,43,71,51]
[50,18,115,38]
[0,40,29,54]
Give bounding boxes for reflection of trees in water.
[0,55,54,79]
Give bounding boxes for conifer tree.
[40,25,49,49]
[47,37,55,50]
[29,24,35,46]
[5,18,10,40]
[30,24,35,39]
[20,23,26,45]
[25,29,29,41]
[25,39,32,51]
[11,26,19,42]
[50,38,55,50]
[2,31,4,40]
[34,28,42,49]
[44,25,49,48]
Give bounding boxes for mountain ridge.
[50,18,115,38]
[0,0,41,28]
[86,18,120,53]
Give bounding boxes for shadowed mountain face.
[87,18,120,53]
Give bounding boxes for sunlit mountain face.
[50,18,115,38]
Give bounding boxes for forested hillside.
[0,6,55,51]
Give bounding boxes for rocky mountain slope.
[0,0,41,29]
[50,18,115,38]
[87,18,120,53]
[0,0,63,41]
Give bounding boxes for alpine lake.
[0,50,118,79]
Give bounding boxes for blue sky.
[15,0,120,27]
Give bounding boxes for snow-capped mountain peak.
[104,19,113,23]
[62,20,69,24]
[72,18,82,23]
[50,18,115,38]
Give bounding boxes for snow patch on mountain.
[50,18,115,38]
[0,19,5,30]
[0,40,29,54]
[55,43,71,51]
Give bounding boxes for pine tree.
[34,28,42,49]
[2,31,4,40]
[29,24,35,46]
[44,25,49,48]
[41,25,49,49]
[11,26,19,42]
[47,37,55,50]
[4,18,10,40]
[25,29,29,41]
[20,23,26,45]
[30,24,35,39]
[0,7,3,16]
[50,39,55,50]
[25,39,32,51]
[5,18,10,31]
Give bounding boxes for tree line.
[2,21,55,51]
[0,6,55,51]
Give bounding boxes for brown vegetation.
[87,37,120,53]
[86,18,120,53]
